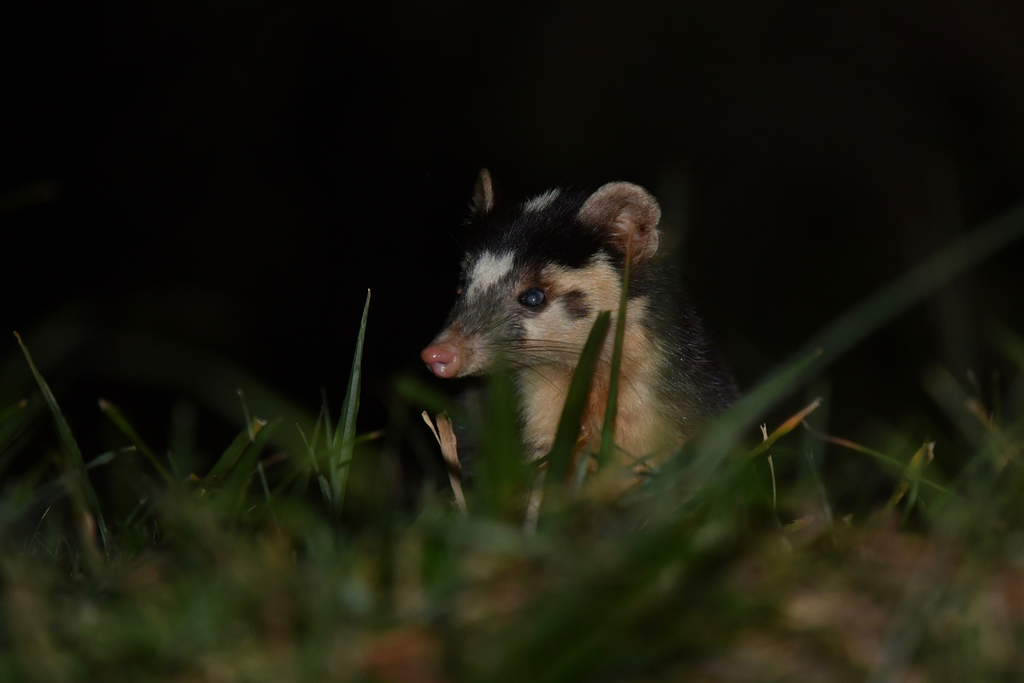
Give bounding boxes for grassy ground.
[3,205,1024,682]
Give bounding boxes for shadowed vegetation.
[2,204,1024,682]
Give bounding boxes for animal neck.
[514,303,676,464]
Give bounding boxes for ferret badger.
[421,170,737,468]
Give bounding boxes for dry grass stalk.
[422,411,467,514]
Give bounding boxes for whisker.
[516,366,566,395]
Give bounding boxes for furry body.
[422,171,737,465]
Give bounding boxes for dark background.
[4,1,1024,487]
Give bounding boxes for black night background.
[7,1,1024,473]
[3,2,1024,678]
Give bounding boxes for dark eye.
[518,288,546,307]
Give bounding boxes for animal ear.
[472,168,495,214]
[578,182,661,263]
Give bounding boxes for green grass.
[2,201,1024,682]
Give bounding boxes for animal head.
[421,169,662,379]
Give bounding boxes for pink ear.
[577,182,661,263]
[472,168,494,213]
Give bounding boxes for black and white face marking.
[463,251,515,300]
[559,290,591,320]
[462,251,550,312]
[426,176,663,379]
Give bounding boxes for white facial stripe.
[466,251,514,298]
[523,188,560,212]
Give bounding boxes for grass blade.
[223,419,280,512]
[14,332,109,556]
[598,243,631,466]
[545,311,611,488]
[422,412,467,514]
[256,461,281,532]
[675,199,1024,496]
[801,421,954,496]
[746,397,822,461]
[330,289,371,515]
[480,363,529,518]
[223,419,278,490]
[660,347,823,497]
[317,474,332,507]
[238,389,255,442]
[85,447,134,470]
[98,399,174,484]
[204,420,266,483]
[297,422,320,474]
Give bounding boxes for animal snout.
[421,343,462,378]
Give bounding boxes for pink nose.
[421,344,462,378]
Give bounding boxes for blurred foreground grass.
[2,203,1024,682]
